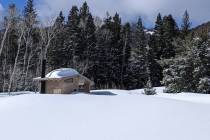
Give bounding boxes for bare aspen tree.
[0,4,18,92]
[39,16,58,60]
[2,59,7,92]
[8,19,25,94]
[0,4,16,57]
[37,16,59,93]
[20,4,37,89]
[120,31,128,88]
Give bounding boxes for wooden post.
[40,59,46,94]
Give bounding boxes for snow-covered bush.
[144,79,157,95]
[198,78,210,94]
[144,88,157,95]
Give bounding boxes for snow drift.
[0,88,210,140]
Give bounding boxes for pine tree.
[153,13,164,60]
[23,0,37,27]
[47,11,65,69]
[147,36,163,87]
[128,17,147,89]
[161,15,179,59]
[181,10,191,37]
[78,2,97,75]
[162,15,179,39]
[93,27,113,88]
[79,2,90,61]
[64,6,82,68]
[154,13,163,35]
[84,14,97,78]
[163,37,210,93]
[144,45,157,95]
[79,1,89,26]
[110,13,122,87]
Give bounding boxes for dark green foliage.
[162,15,179,39]
[163,38,210,93]
[144,44,157,95]
[47,11,65,69]
[63,6,82,68]
[154,13,163,35]
[153,14,179,60]
[147,38,163,87]
[127,18,147,89]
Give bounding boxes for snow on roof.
[46,68,79,78]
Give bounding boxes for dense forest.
[0,0,210,93]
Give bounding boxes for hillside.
[0,88,210,140]
[192,21,210,36]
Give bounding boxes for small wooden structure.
[33,68,94,94]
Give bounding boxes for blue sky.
[1,0,210,28]
[1,0,25,9]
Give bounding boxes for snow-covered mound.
[132,87,210,104]
[0,88,210,140]
[46,68,79,78]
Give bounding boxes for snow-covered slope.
[0,88,210,140]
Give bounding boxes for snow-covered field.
[0,87,210,140]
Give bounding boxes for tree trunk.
[0,27,10,57]
[40,59,46,94]
[8,29,24,94]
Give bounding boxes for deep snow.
[0,87,210,140]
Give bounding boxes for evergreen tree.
[162,15,179,39]
[144,45,157,95]
[128,17,147,89]
[84,14,97,79]
[23,0,37,27]
[154,13,163,35]
[163,37,210,93]
[47,11,65,69]
[79,1,89,25]
[78,2,97,75]
[181,10,191,37]
[64,6,82,68]
[153,14,164,60]
[147,37,163,87]
[160,15,179,59]
[110,13,122,87]
[79,1,90,60]
[93,27,113,88]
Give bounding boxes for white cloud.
[36,0,210,27]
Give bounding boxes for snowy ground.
[0,87,210,140]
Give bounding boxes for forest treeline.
[0,0,210,93]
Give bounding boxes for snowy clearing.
[0,87,210,140]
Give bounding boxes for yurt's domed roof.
[46,68,79,78]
